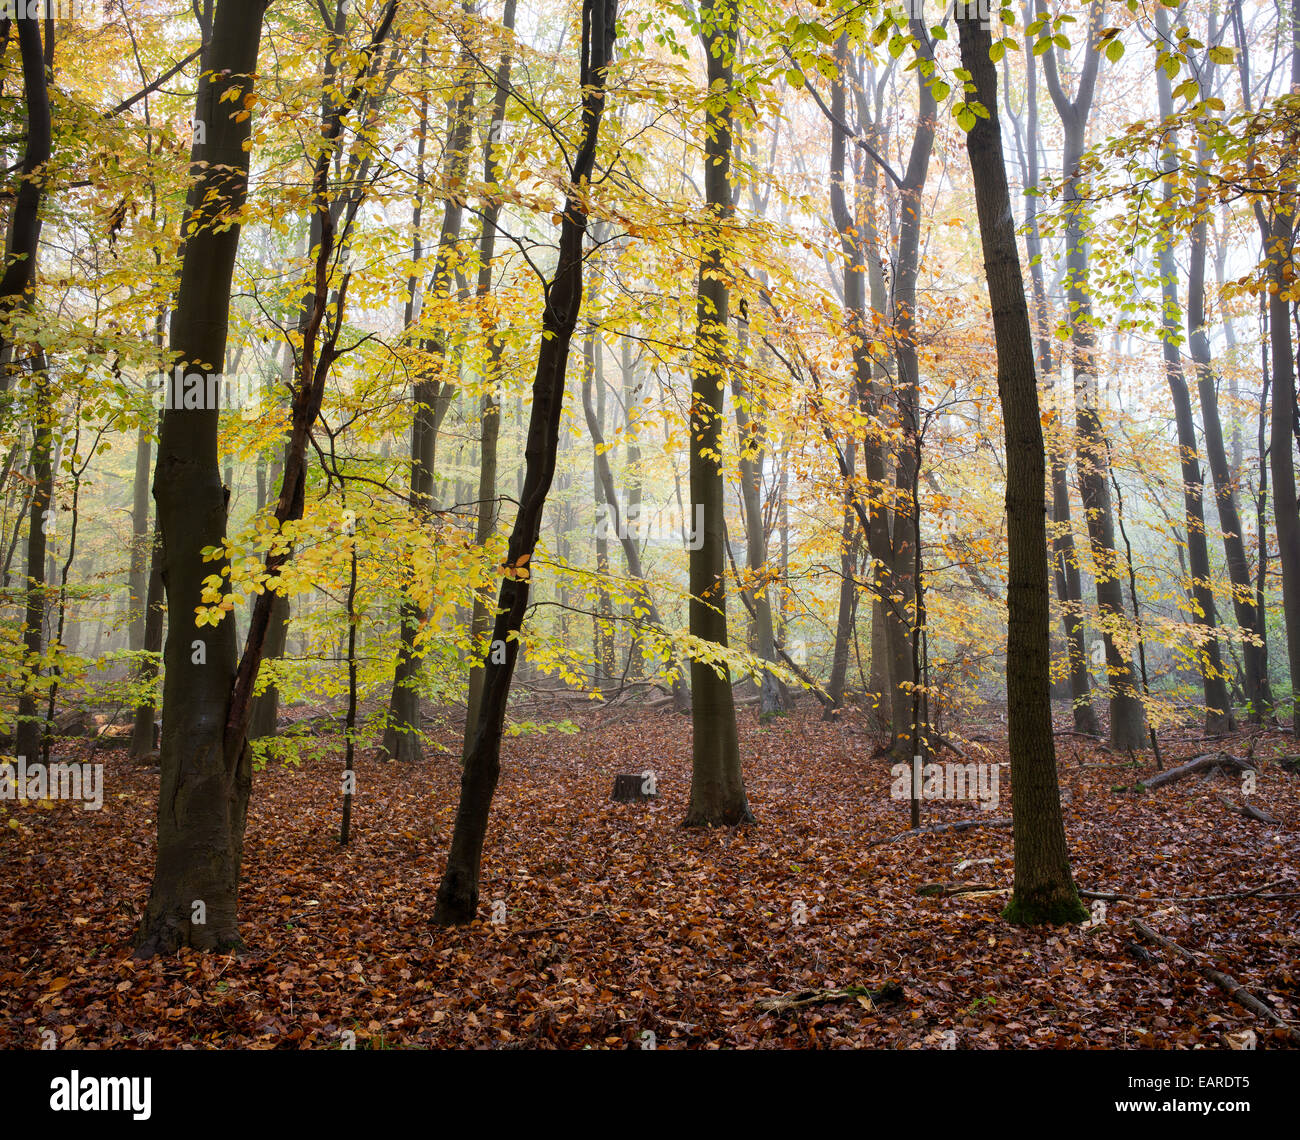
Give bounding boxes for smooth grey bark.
[384,35,473,762]
[15,356,51,763]
[1038,1,1145,750]
[1153,3,1232,734]
[1012,15,1097,733]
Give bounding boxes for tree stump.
[611,773,656,802]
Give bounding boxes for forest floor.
[3,701,1298,1049]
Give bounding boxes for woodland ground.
[2,701,1297,1049]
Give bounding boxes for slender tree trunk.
[1259,0,1300,728]
[384,35,473,762]
[1154,7,1232,734]
[433,0,616,924]
[620,333,645,680]
[582,339,692,708]
[15,357,51,762]
[733,357,786,717]
[1016,22,1096,733]
[247,439,288,741]
[957,11,1086,926]
[683,0,752,827]
[0,14,49,378]
[1039,4,1145,750]
[129,524,164,760]
[129,424,152,652]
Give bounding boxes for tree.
[683,0,752,827]
[135,0,269,954]
[382,27,475,763]
[433,0,617,924]
[956,8,1086,926]
[1152,1,1232,735]
[137,0,396,954]
[1036,0,1146,751]
[1005,9,1098,735]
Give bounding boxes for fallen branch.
[916,882,999,897]
[510,910,610,937]
[1078,879,1293,903]
[756,980,905,1014]
[1213,792,1279,825]
[868,818,1012,847]
[1138,752,1255,791]
[1131,919,1300,1044]
[932,732,967,759]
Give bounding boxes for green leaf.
[931,79,951,101]
[1105,38,1124,63]
[990,40,1005,63]
[1208,45,1235,65]
[955,103,977,132]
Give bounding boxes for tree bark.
[383,34,473,762]
[15,356,51,763]
[957,12,1086,926]
[1258,0,1300,730]
[1154,3,1232,735]
[433,0,616,924]
[463,5,515,743]
[135,0,268,955]
[1038,2,1145,751]
[1014,16,1096,734]
[0,14,49,379]
[683,0,752,827]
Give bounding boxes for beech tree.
[434,0,617,923]
[135,0,269,954]
[956,8,1086,927]
[682,0,752,827]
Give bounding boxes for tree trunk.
[15,358,51,763]
[1154,5,1233,735]
[135,0,267,955]
[733,302,786,717]
[1263,0,1300,730]
[433,0,616,924]
[129,524,165,760]
[957,11,1086,926]
[383,36,473,762]
[0,14,49,376]
[1039,5,1145,751]
[1015,23,1097,734]
[683,0,752,827]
